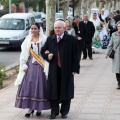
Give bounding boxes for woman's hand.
[78,37,82,40]
[23,68,28,72]
[72,72,77,75]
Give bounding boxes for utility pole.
[57,0,59,12]
[72,0,74,17]
[28,0,29,12]
[9,0,11,13]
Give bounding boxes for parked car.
[55,11,73,20]
[0,13,35,48]
[55,12,63,20]
[32,12,46,29]
[41,11,73,30]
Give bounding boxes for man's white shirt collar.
[57,33,64,42]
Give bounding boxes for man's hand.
[72,72,77,75]
[23,68,28,73]
[48,53,53,61]
[78,37,82,40]
[105,55,108,59]
[45,50,50,54]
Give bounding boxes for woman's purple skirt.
[15,56,51,111]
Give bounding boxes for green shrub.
[0,65,6,88]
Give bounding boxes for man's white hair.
[54,20,65,27]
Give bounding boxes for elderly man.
[41,20,80,119]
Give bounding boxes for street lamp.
[27,0,29,12]
[25,0,29,12]
[72,0,74,17]
[9,0,11,13]
[57,0,59,12]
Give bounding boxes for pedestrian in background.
[82,14,95,60]
[106,21,120,89]
[65,19,76,36]
[14,23,51,117]
[72,15,86,60]
[113,10,117,17]
[113,10,120,23]
[108,13,117,37]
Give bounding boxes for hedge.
[0,65,6,88]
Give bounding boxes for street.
[0,30,46,67]
[1,50,120,120]
[0,47,20,67]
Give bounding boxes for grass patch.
[0,64,6,88]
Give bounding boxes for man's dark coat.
[81,21,95,42]
[41,33,80,100]
[72,21,86,41]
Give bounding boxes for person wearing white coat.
[14,23,50,117]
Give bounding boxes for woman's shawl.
[14,28,49,86]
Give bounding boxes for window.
[35,15,41,19]
[0,19,25,30]
[26,19,30,29]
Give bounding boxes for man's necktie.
[58,36,61,67]
[118,32,120,36]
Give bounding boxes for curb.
[4,62,19,78]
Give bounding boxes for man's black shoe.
[49,114,57,119]
[117,86,120,89]
[89,58,93,60]
[82,57,86,60]
[61,115,67,119]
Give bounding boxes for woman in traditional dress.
[14,23,51,117]
[90,8,108,52]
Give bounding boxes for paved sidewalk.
[0,50,120,120]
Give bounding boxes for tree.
[74,0,82,16]
[46,0,56,36]
[38,0,46,12]
[60,0,70,20]
[1,0,9,10]
[1,0,45,12]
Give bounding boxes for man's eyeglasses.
[117,26,120,27]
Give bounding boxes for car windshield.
[0,19,25,30]
[55,13,62,19]
[35,14,41,19]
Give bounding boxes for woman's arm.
[20,36,30,70]
[41,37,50,62]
